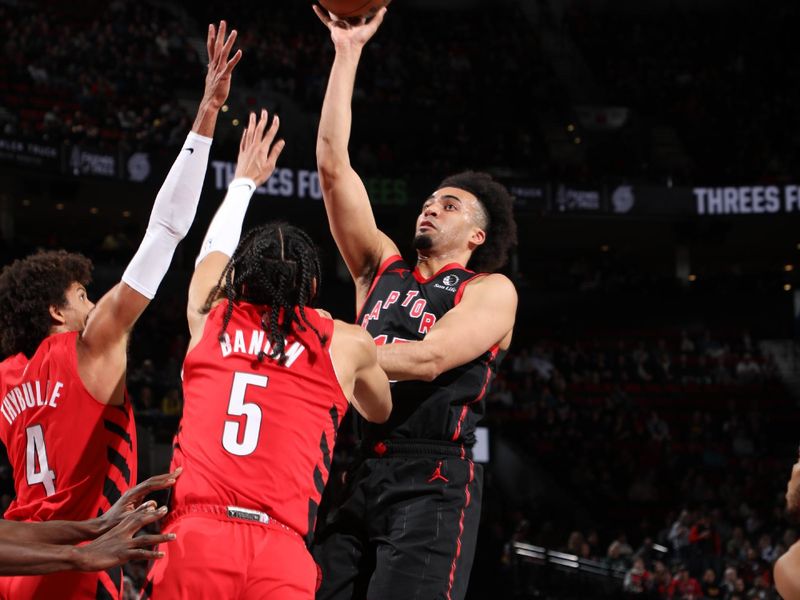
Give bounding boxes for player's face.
[786,451,800,520]
[56,282,95,332]
[414,187,486,256]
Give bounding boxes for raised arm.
[314,7,399,297]
[78,22,241,404]
[376,275,517,381]
[186,110,285,346]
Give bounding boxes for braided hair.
[203,222,327,362]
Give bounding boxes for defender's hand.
[313,5,388,51]
[234,110,286,187]
[76,503,175,572]
[98,469,181,534]
[202,20,242,110]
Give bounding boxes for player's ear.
[468,227,486,249]
[48,304,67,327]
[311,277,319,301]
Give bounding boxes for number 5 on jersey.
[26,424,56,496]
[223,372,268,456]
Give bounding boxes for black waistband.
[361,439,471,459]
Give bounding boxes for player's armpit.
[377,274,517,382]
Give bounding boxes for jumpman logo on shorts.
[428,460,448,483]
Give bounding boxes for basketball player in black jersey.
[312,7,518,600]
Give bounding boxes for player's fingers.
[312,5,333,28]
[206,23,216,62]
[246,112,258,146]
[261,114,279,148]
[267,139,286,166]
[121,505,168,532]
[371,6,388,28]
[240,127,248,153]
[224,49,242,77]
[214,20,227,59]
[126,548,166,560]
[131,533,176,548]
[254,109,269,141]
[220,28,238,65]
[125,470,180,500]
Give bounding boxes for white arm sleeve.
[195,177,256,266]
[122,131,212,299]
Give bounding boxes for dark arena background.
[2,0,800,598]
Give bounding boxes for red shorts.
[0,568,122,600]
[142,504,317,600]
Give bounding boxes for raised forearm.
[377,341,443,382]
[317,46,362,170]
[192,101,221,139]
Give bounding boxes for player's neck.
[415,250,469,279]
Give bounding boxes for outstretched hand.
[98,468,181,534]
[203,20,242,109]
[76,502,175,572]
[313,4,388,51]
[234,110,286,187]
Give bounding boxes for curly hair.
[203,222,327,363]
[0,250,93,358]
[437,171,517,273]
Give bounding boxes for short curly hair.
[0,250,93,358]
[437,171,517,273]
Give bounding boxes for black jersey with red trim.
[355,255,502,447]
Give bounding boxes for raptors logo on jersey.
[356,255,502,447]
[169,301,349,542]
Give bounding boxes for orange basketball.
[318,0,391,19]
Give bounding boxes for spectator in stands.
[700,568,722,598]
[623,557,651,594]
[667,564,702,599]
[565,531,584,556]
[646,411,670,442]
[606,540,630,571]
[669,510,692,560]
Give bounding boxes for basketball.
[318,0,391,19]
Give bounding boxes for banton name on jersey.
[219,328,306,368]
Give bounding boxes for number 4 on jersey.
[222,372,268,457]
[26,424,56,496]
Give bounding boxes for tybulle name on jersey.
[219,328,306,367]
[0,379,64,425]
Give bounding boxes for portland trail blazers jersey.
[171,301,349,541]
[0,331,137,523]
[356,255,502,447]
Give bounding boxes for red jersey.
[0,331,137,522]
[171,301,349,541]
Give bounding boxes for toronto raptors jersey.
[0,331,137,523]
[356,255,501,447]
[171,301,349,540]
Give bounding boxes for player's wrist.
[86,516,111,539]
[334,42,364,59]
[68,545,92,571]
